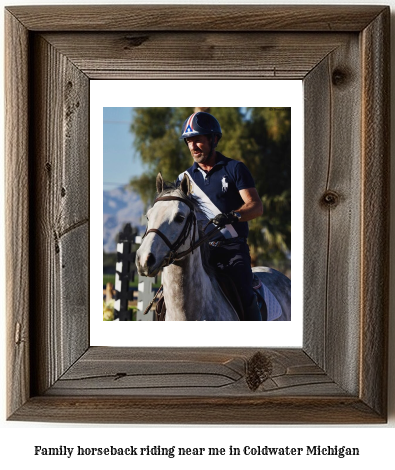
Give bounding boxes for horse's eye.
[174,213,185,223]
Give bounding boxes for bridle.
[142,194,221,267]
[140,193,222,318]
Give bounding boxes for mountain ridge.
[103,185,146,253]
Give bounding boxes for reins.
[142,194,221,267]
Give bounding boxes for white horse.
[136,173,291,321]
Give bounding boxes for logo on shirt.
[221,175,229,193]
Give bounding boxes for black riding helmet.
[180,112,222,153]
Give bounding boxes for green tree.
[129,107,191,206]
[243,108,291,269]
[129,107,291,271]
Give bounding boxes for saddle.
[252,274,268,321]
[155,273,267,321]
[211,272,268,321]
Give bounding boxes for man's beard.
[192,150,210,163]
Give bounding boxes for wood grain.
[11,348,385,423]
[6,5,386,32]
[5,5,390,424]
[29,34,90,395]
[5,10,30,420]
[304,35,362,395]
[46,348,344,397]
[10,395,384,425]
[42,32,351,80]
[360,9,390,418]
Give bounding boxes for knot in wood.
[332,68,348,87]
[320,190,340,208]
[246,351,273,391]
[123,35,149,49]
[15,322,22,345]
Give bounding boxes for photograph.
[103,107,292,322]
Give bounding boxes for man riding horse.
[177,112,264,321]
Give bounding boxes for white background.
[1,0,394,468]
[91,80,304,346]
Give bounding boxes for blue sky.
[103,107,143,189]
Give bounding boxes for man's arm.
[236,188,263,222]
[212,188,263,228]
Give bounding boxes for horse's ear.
[156,172,164,194]
[180,174,193,195]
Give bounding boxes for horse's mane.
[158,183,217,280]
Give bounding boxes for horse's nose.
[146,252,156,268]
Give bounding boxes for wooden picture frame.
[5,5,390,424]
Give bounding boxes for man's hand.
[212,212,239,227]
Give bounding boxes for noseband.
[142,195,198,266]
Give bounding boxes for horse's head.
[136,173,196,277]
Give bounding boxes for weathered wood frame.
[5,5,390,424]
